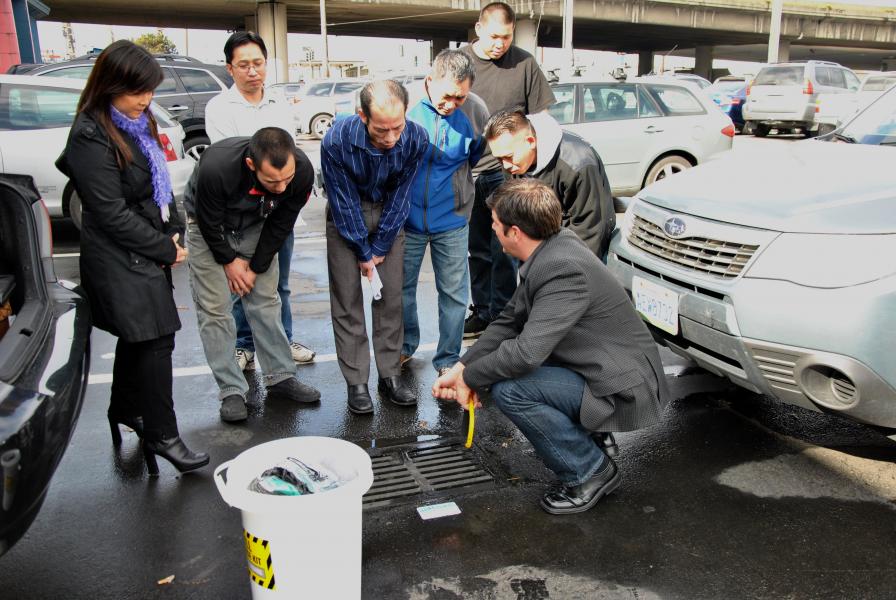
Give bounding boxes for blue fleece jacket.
[405,95,485,234]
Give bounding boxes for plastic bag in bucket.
[215,437,373,599]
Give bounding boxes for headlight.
[745,233,896,288]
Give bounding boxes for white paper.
[364,265,383,300]
[417,501,462,520]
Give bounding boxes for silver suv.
[743,60,859,137]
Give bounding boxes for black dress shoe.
[591,432,619,458]
[266,377,321,403]
[142,437,210,476]
[540,458,621,515]
[377,376,417,407]
[347,384,374,415]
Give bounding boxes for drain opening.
[363,437,499,510]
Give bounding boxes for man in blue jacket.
[402,50,488,377]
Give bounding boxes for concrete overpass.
[36,0,896,75]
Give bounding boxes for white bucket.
[214,436,374,599]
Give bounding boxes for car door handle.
[166,105,189,112]
[644,126,664,133]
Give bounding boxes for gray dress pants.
[326,201,404,386]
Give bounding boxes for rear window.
[647,85,706,116]
[863,76,896,92]
[708,81,744,94]
[754,66,804,86]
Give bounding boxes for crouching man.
[433,179,669,514]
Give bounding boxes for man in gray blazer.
[433,178,669,515]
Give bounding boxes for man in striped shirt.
[321,80,428,415]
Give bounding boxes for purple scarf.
[110,105,173,222]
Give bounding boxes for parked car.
[706,76,747,130]
[743,60,860,137]
[606,84,896,430]
[815,71,896,136]
[267,81,306,104]
[24,54,233,159]
[294,78,367,139]
[0,174,91,556]
[547,77,734,196]
[0,74,195,229]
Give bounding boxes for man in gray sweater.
[433,179,668,515]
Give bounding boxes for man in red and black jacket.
[186,127,321,423]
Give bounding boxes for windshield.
[839,85,896,145]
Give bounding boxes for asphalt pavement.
[2,134,896,599]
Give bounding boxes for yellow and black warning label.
[244,529,276,590]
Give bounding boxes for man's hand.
[358,259,375,282]
[224,257,255,296]
[372,255,385,266]
[171,233,188,266]
[432,363,481,411]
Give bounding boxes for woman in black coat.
[56,40,208,475]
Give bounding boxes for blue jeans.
[468,169,517,322]
[402,225,469,370]
[491,366,607,486]
[233,230,294,351]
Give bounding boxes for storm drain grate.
[363,439,497,510]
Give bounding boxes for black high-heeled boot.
[142,437,209,476]
[108,413,145,445]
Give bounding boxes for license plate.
[632,276,679,336]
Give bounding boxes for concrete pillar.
[638,50,654,75]
[254,1,288,84]
[513,18,537,58]
[775,39,790,63]
[694,45,713,81]
[431,37,450,62]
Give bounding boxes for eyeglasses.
[232,60,267,73]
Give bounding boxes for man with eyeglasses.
[204,31,317,385]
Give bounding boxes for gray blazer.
[461,229,670,432]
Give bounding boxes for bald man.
[321,80,429,415]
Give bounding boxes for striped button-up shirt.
[321,114,428,261]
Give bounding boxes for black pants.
[468,169,518,321]
[109,334,178,441]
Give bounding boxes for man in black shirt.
[460,2,555,339]
[187,127,321,422]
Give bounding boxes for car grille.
[831,375,857,403]
[629,216,759,279]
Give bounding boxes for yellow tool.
[465,394,476,449]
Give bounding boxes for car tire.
[310,113,333,140]
[184,135,210,161]
[753,123,770,137]
[68,189,83,231]
[644,155,693,188]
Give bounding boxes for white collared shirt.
[204,84,296,143]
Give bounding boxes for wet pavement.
[3,137,896,598]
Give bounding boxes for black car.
[0,174,91,556]
[23,54,233,159]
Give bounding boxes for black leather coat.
[56,112,184,342]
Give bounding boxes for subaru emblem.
[664,216,687,238]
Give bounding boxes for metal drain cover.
[363,437,498,510]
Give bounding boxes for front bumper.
[609,207,896,428]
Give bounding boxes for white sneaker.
[235,348,255,371]
[289,341,316,364]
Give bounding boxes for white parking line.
[87,340,460,385]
